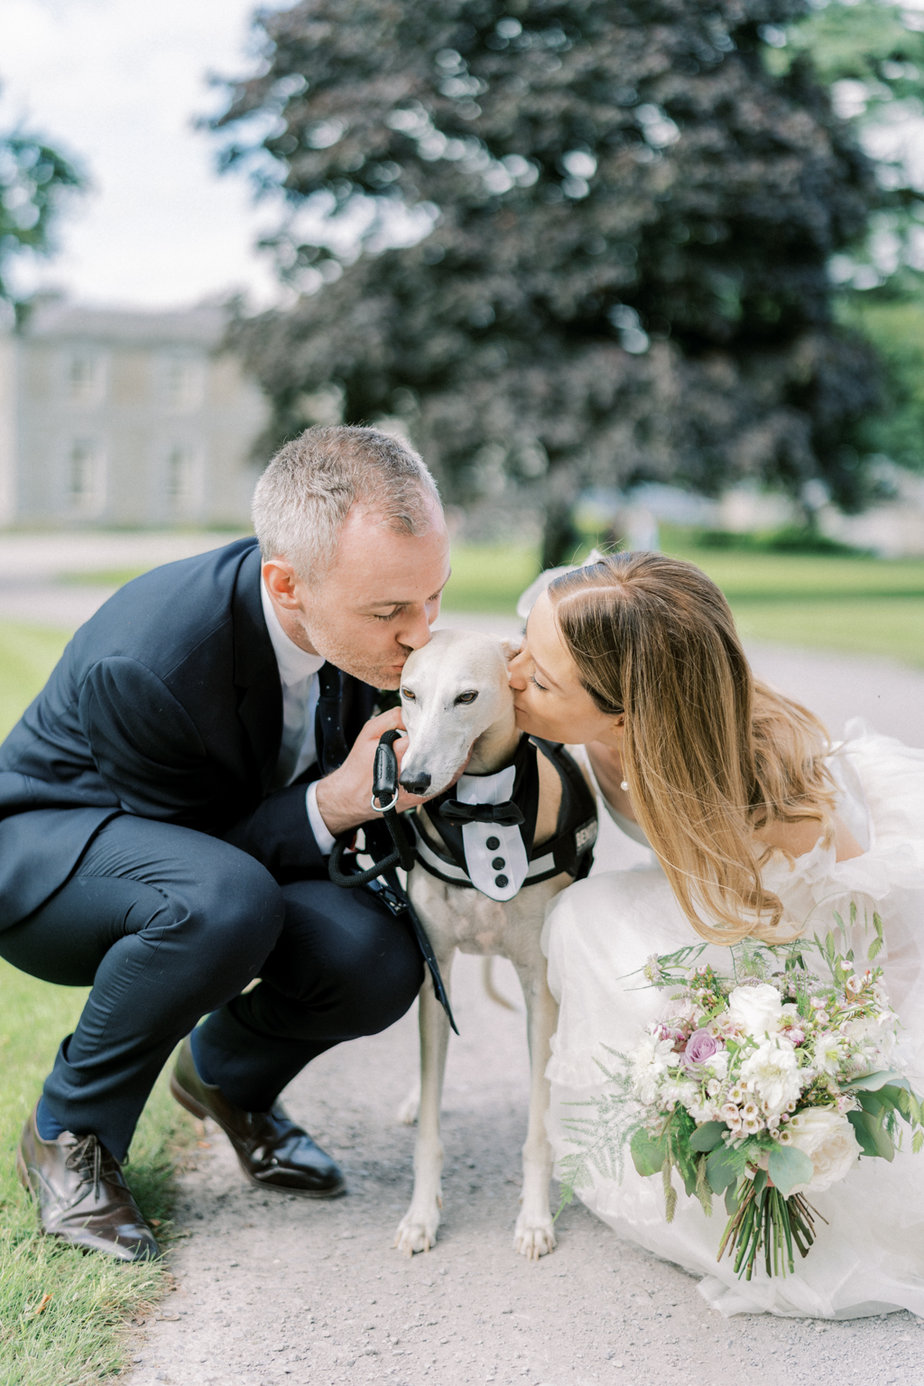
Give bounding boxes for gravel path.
[123,615,924,1386]
[122,951,924,1386]
[1,531,921,1385]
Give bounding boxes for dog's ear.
[500,635,524,662]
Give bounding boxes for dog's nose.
[400,772,431,797]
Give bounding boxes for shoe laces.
[64,1133,118,1197]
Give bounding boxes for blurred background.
[2,11,924,1380]
[2,0,924,667]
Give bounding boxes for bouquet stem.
[717,1181,822,1280]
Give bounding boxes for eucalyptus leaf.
[767,1144,815,1197]
[690,1121,726,1153]
[845,1070,909,1094]
[848,1108,896,1161]
[706,1146,740,1194]
[630,1127,667,1178]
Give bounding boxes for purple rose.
[681,1028,723,1068]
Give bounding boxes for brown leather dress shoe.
[17,1108,159,1262]
[170,1038,345,1197]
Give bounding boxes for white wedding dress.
[543,722,924,1318]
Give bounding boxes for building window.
[67,439,105,515]
[65,351,106,406]
[166,444,203,515]
[161,353,205,411]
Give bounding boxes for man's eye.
[455,690,478,705]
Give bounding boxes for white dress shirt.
[260,578,336,853]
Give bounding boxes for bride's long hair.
[548,552,836,944]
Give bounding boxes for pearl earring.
[620,779,629,793]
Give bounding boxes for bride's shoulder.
[755,812,864,864]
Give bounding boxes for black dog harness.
[328,732,596,1031]
[411,737,597,902]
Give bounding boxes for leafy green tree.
[769,0,924,283]
[769,1,924,481]
[211,0,895,555]
[0,88,85,305]
[842,288,924,472]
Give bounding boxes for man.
[0,425,451,1261]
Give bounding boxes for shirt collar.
[260,575,325,688]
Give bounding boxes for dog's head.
[398,628,518,798]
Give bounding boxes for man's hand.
[314,706,433,837]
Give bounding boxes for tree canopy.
[211,0,909,551]
[0,87,85,306]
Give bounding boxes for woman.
[507,551,924,1318]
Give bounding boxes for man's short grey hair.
[251,425,442,583]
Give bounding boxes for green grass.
[0,624,192,1386]
[663,539,924,667]
[0,529,921,1379]
[64,535,924,666]
[441,542,541,616]
[441,538,924,668]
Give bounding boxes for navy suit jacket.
[0,538,379,926]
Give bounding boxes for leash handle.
[326,728,458,1034]
[371,728,402,812]
[329,729,415,886]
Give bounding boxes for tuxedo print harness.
[411,736,597,902]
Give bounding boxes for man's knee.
[167,851,286,983]
[315,912,423,1028]
[268,885,424,1033]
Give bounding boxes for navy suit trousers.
[0,814,423,1160]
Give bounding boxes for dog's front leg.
[393,959,453,1255]
[511,961,559,1260]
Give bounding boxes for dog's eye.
[455,691,478,705]
[401,687,416,702]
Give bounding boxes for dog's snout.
[400,771,431,797]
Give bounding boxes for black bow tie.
[438,799,525,827]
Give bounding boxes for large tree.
[0,87,85,306]
[211,0,895,555]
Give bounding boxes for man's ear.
[262,559,301,610]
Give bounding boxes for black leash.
[328,730,458,1034]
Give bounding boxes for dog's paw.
[396,1086,419,1125]
[393,1206,441,1256]
[513,1215,557,1260]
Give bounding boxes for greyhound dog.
[391,627,596,1259]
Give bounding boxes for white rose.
[630,1032,676,1104]
[726,983,784,1038]
[739,1036,804,1117]
[706,1048,730,1081]
[785,1108,862,1194]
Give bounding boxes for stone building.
[0,296,270,529]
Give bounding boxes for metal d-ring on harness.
[328,729,458,1033]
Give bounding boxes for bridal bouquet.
[558,919,923,1280]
